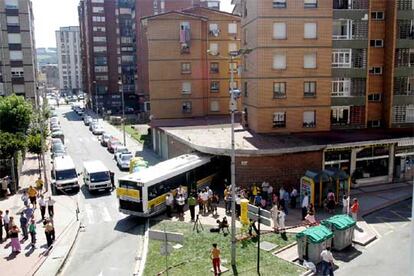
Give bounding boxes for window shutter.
[273,23,286,39]
[304,23,317,39]
[182,82,191,93]
[273,54,286,69]
[228,23,237,34]
[304,53,317,68]
[303,111,315,123]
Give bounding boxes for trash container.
[296,225,333,264]
[321,214,356,251]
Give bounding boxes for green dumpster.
[296,225,333,264]
[321,214,356,251]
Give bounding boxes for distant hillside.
[36,48,58,67]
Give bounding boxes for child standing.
[29,219,36,247]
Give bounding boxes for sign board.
[248,204,271,219]
[148,230,184,243]
[248,212,272,227]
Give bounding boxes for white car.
[92,125,105,135]
[116,153,133,170]
[114,146,129,160]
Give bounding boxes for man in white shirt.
[320,247,334,276]
[301,192,309,221]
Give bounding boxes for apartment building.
[56,26,82,94]
[142,7,240,119]
[233,0,414,133]
[0,0,37,100]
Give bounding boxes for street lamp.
[118,80,126,146]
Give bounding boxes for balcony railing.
[395,48,414,67]
[398,0,413,10]
[398,20,414,39]
[394,77,414,95]
[333,0,368,10]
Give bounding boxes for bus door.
[186,170,196,193]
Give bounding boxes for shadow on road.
[332,246,362,263]
[80,184,112,199]
[113,215,146,234]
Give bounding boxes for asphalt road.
[336,199,412,276]
[56,106,146,276]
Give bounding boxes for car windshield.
[90,171,110,182]
[121,155,133,161]
[56,169,77,180]
[53,144,65,152]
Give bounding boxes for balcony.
[397,20,414,48]
[333,0,368,10]
[395,48,414,76]
[331,105,365,129]
[0,83,4,96]
[332,49,367,78]
[331,78,366,106]
[398,0,413,10]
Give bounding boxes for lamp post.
[118,80,126,146]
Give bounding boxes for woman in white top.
[278,206,286,233]
[270,204,279,230]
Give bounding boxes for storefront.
[395,141,414,181]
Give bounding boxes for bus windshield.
[90,171,110,182]
[56,169,77,180]
[119,180,140,189]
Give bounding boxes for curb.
[133,220,150,276]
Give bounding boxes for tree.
[0,94,33,134]
[0,132,26,159]
[26,133,45,176]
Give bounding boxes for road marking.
[375,216,395,230]
[367,223,382,238]
[390,210,410,220]
[84,203,95,224]
[101,206,112,222]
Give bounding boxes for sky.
[32,0,234,48]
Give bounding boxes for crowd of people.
[0,181,57,255]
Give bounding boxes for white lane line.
[390,210,409,220]
[84,203,95,224]
[101,206,112,222]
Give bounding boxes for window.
[273,0,286,8]
[304,81,316,97]
[331,106,350,125]
[371,11,385,20]
[370,39,384,48]
[182,82,191,94]
[7,33,21,44]
[368,93,382,102]
[93,26,106,32]
[95,75,108,81]
[303,111,316,128]
[229,81,238,90]
[228,23,237,34]
[273,112,286,128]
[94,56,107,65]
[209,43,219,55]
[5,0,18,9]
[209,23,220,37]
[210,101,219,112]
[332,49,352,68]
[393,105,414,123]
[368,120,381,128]
[304,23,317,39]
[210,62,219,73]
[92,16,105,22]
[273,22,286,39]
[304,0,317,8]
[244,81,248,97]
[93,46,107,52]
[210,81,220,92]
[304,53,317,68]
[273,54,286,69]
[273,82,286,98]
[9,50,22,60]
[10,67,23,78]
[94,66,108,73]
[182,102,192,113]
[332,19,352,40]
[228,43,238,54]
[6,16,19,26]
[369,66,383,75]
[12,84,24,94]
[229,62,238,73]
[332,78,351,97]
[93,36,106,42]
[121,55,133,62]
[181,62,191,74]
[92,6,104,13]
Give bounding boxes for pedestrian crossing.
[81,201,127,225]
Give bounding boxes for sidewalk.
[0,153,79,275]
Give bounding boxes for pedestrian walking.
[0,210,3,242]
[201,189,209,215]
[1,176,9,197]
[35,177,44,192]
[110,171,115,189]
[24,204,34,221]
[48,196,55,218]
[28,219,36,247]
[279,186,286,200]
[28,186,38,209]
[44,219,55,248]
[9,225,21,253]
[320,247,335,276]
[261,181,269,200]
[270,204,279,230]
[3,210,10,239]
[39,195,47,220]
[176,194,185,219]
[21,191,30,207]
[187,194,196,221]
[350,198,359,222]
[211,193,219,216]
[290,187,298,209]
[278,206,286,233]
[327,190,336,214]
[19,213,28,240]
[210,243,221,276]
[305,203,317,226]
[267,185,274,207]
[165,193,174,218]
[342,195,349,214]
[282,189,290,215]
[301,192,309,220]
[223,186,230,214]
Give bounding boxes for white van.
[52,155,79,193]
[83,160,112,192]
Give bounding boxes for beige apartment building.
[142,7,241,119]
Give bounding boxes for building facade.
[233,0,414,133]
[39,64,59,88]
[143,7,241,119]
[0,0,37,100]
[56,26,82,94]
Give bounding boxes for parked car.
[84,116,92,126]
[114,146,129,160]
[50,125,61,133]
[92,125,105,135]
[116,152,133,170]
[107,138,122,153]
[50,117,59,126]
[51,130,64,141]
[51,142,66,158]
[89,121,99,131]
[100,133,111,147]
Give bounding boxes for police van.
[51,155,80,193]
[82,160,112,192]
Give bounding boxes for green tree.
[26,133,45,176]
[0,132,26,159]
[0,94,33,134]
